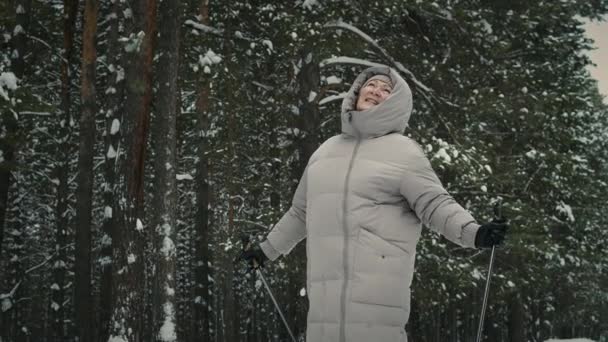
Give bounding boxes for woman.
[242,66,508,342]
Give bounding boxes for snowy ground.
[545,339,596,342]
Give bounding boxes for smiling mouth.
[365,98,379,105]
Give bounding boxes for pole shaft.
[476,245,496,342]
[257,269,298,342]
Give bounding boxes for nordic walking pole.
[475,245,496,342]
[255,268,298,342]
[475,201,503,342]
[240,236,298,342]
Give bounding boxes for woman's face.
[356,79,393,111]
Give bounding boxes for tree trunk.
[98,1,125,341]
[193,1,212,341]
[222,124,237,342]
[0,1,31,339]
[219,22,239,342]
[50,0,78,340]
[0,0,31,265]
[508,292,525,342]
[108,0,156,340]
[152,0,180,340]
[75,0,98,341]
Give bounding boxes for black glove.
[475,219,509,248]
[239,244,268,270]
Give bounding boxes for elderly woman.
[242,66,507,342]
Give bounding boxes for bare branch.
[319,56,385,69]
[324,21,433,95]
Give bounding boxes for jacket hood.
[341,66,413,138]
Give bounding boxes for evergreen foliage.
[0,0,606,341]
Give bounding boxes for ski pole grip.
[239,234,260,269]
[241,234,252,251]
[493,199,504,221]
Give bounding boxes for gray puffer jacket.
[260,66,480,342]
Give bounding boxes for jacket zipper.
[340,112,361,342]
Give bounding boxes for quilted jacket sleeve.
[399,141,479,248]
[260,167,308,261]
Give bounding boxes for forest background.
[1,0,607,341]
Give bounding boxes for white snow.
[300,288,306,297]
[104,206,113,219]
[480,185,488,192]
[471,268,483,280]
[2,297,12,312]
[111,119,120,135]
[136,219,144,231]
[108,336,128,342]
[51,301,60,311]
[0,72,18,91]
[434,148,452,164]
[13,25,24,36]
[184,20,223,35]
[323,21,432,94]
[199,49,222,67]
[305,53,313,64]
[176,174,193,180]
[320,56,385,69]
[116,67,125,82]
[161,237,175,259]
[162,223,172,235]
[262,40,274,52]
[16,5,25,13]
[525,149,538,158]
[308,91,317,102]
[99,256,111,266]
[0,72,18,101]
[159,302,177,341]
[479,19,493,34]
[326,76,342,84]
[319,92,347,106]
[123,31,145,53]
[302,0,319,9]
[556,201,575,222]
[127,253,136,264]
[107,145,117,159]
[50,283,60,291]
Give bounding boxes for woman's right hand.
[240,244,268,269]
